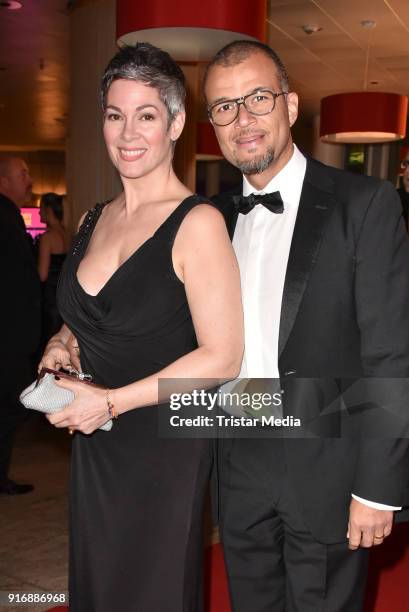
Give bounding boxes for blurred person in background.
[0,155,41,495]
[397,152,409,230]
[38,192,71,343]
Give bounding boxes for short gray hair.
[101,43,186,127]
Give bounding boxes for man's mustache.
[233,129,266,143]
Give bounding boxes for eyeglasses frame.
[207,89,289,127]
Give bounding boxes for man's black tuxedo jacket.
[0,194,41,383]
[212,157,409,543]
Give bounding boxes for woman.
[39,43,243,611]
[38,192,71,341]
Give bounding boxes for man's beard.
[233,146,275,175]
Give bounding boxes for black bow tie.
[232,191,284,215]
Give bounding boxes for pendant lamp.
[320,21,408,144]
[116,0,266,61]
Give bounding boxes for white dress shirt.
[229,144,399,511]
[235,144,305,378]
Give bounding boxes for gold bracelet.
[106,389,118,419]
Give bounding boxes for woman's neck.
[120,165,182,215]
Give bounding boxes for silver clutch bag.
[20,367,112,432]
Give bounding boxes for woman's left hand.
[46,376,111,435]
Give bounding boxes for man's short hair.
[0,155,13,179]
[203,40,289,95]
[101,42,186,127]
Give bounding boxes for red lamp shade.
[116,0,266,61]
[196,122,222,160]
[320,92,408,144]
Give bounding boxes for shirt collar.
[242,144,306,207]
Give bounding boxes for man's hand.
[347,498,393,550]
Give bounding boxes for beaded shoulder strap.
[71,202,105,257]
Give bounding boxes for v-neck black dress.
[57,196,212,612]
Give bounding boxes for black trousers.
[0,355,33,484]
[218,437,368,612]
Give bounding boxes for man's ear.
[286,92,298,128]
[169,111,186,142]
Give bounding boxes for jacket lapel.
[278,159,337,357]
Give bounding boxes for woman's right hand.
[38,328,81,372]
[38,337,71,372]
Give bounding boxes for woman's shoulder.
[176,198,227,244]
[183,198,225,223]
[39,229,51,244]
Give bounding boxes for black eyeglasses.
[401,160,409,169]
[208,89,288,127]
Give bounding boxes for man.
[397,151,409,230]
[0,155,41,494]
[204,41,409,611]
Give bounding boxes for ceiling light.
[116,0,266,61]
[320,92,408,143]
[320,19,407,144]
[301,24,322,35]
[360,20,376,29]
[0,1,23,10]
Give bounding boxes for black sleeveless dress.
[57,196,213,612]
